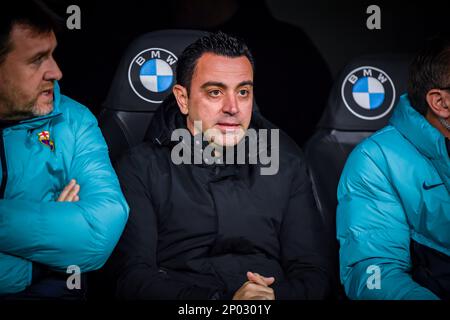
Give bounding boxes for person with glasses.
[337,34,450,300]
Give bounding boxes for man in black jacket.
[105,31,333,300]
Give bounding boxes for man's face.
[0,24,62,120]
[177,52,254,147]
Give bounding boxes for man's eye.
[32,56,45,65]
[239,89,249,96]
[209,90,221,97]
[32,55,46,65]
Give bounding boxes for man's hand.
[57,179,80,202]
[247,271,275,287]
[232,271,276,300]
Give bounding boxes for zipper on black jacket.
[0,129,7,199]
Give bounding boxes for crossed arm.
[0,180,81,294]
[0,106,128,295]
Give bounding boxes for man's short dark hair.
[176,31,255,94]
[0,0,62,64]
[407,34,450,115]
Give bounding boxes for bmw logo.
[128,48,178,103]
[341,66,396,120]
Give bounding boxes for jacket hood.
[145,93,182,146]
[389,94,448,160]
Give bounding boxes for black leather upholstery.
[98,29,207,161]
[304,53,412,298]
[305,53,412,227]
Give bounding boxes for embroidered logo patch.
[38,130,55,151]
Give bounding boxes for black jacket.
[411,240,450,300]
[105,95,333,300]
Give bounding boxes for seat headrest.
[103,29,208,112]
[318,53,413,131]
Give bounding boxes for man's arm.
[337,142,438,300]
[0,253,32,295]
[0,180,81,294]
[271,156,333,300]
[0,106,129,272]
[105,151,222,300]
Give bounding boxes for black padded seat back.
[304,53,412,299]
[98,29,208,161]
[305,53,412,224]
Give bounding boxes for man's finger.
[247,272,275,286]
[66,184,80,202]
[242,286,275,300]
[258,274,275,286]
[57,179,76,201]
[233,281,275,300]
[247,272,267,287]
[243,282,274,295]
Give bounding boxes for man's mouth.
[216,122,241,132]
[40,88,53,98]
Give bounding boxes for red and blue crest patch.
[37,130,55,151]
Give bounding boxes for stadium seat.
[98,29,207,162]
[93,30,208,299]
[304,53,412,298]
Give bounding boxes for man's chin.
[204,126,247,147]
[212,132,246,147]
[32,102,54,117]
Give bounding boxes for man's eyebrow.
[27,45,56,62]
[237,80,254,87]
[200,80,254,89]
[201,81,227,89]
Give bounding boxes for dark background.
[41,0,449,146]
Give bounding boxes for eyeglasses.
[439,86,450,91]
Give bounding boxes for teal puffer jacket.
[337,94,449,300]
[0,82,129,294]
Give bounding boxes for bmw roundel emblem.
[128,48,178,103]
[341,66,396,120]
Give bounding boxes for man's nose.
[44,56,63,81]
[222,94,239,115]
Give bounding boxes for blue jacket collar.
[389,94,448,160]
[10,81,63,130]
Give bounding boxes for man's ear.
[173,84,189,115]
[426,89,450,118]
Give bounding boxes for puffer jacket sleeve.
[0,106,129,273]
[0,253,32,295]
[271,155,333,299]
[337,140,438,300]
